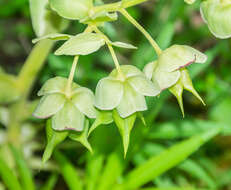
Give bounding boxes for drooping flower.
[95,65,161,118]
[200,0,231,39]
[144,45,207,116]
[33,77,97,131]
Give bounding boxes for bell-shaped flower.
[95,65,161,118]
[144,45,207,116]
[200,0,231,39]
[33,77,97,131]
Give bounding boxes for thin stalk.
[17,40,54,98]
[92,0,149,14]
[120,8,162,56]
[66,56,79,97]
[93,26,124,79]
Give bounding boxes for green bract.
[29,0,68,37]
[33,77,97,131]
[49,0,92,20]
[201,0,231,39]
[144,45,207,116]
[95,65,161,118]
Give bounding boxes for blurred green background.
[0,0,231,189]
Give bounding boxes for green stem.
[93,26,124,79]
[120,8,162,56]
[92,0,149,14]
[17,39,54,98]
[66,56,79,97]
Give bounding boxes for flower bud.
[200,0,231,39]
[33,77,97,131]
[144,45,207,116]
[95,65,161,118]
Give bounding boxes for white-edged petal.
[127,75,161,96]
[143,61,157,80]
[52,101,85,131]
[71,87,97,118]
[152,68,181,90]
[95,77,123,110]
[117,83,147,118]
[110,65,143,78]
[33,93,66,119]
[158,45,207,72]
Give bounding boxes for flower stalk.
[120,8,162,56]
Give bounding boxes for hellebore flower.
[200,0,231,39]
[95,65,161,118]
[33,77,96,131]
[144,45,207,116]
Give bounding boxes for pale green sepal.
[52,101,85,131]
[152,68,181,90]
[184,0,196,4]
[128,75,161,96]
[112,110,136,158]
[71,87,97,118]
[69,120,93,153]
[0,107,9,126]
[169,81,185,117]
[158,45,207,72]
[42,119,68,164]
[200,0,231,39]
[143,61,157,80]
[49,0,92,20]
[110,65,143,78]
[38,77,68,96]
[95,77,123,110]
[32,33,72,44]
[29,0,68,37]
[117,83,147,118]
[137,112,146,126]
[55,33,105,56]
[33,93,66,119]
[88,110,113,136]
[111,41,137,49]
[181,69,205,106]
[0,73,20,104]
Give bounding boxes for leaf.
[55,33,105,56]
[49,0,92,20]
[40,173,58,190]
[42,119,68,163]
[120,127,220,189]
[88,110,113,136]
[69,120,93,152]
[32,33,72,44]
[112,110,137,157]
[0,155,22,190]
[10,145,35,190]
[54,151,83,190]
[96,153,123,190]
[29,0,68,37]
[111,41,137,49]
[0,73,20,104]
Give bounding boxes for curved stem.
[66,56,79,97]
[93,26,124,79]
[120,8,162,56]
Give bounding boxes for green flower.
[95,65,161,118]
[144,45,207,116]
[201,0,231,39]
[33,77,96,131]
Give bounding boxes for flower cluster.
[144,45,207,116]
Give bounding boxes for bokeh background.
[0,0,231,189]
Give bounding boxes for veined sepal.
[112,110,137,158]
[42,119,69,164]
